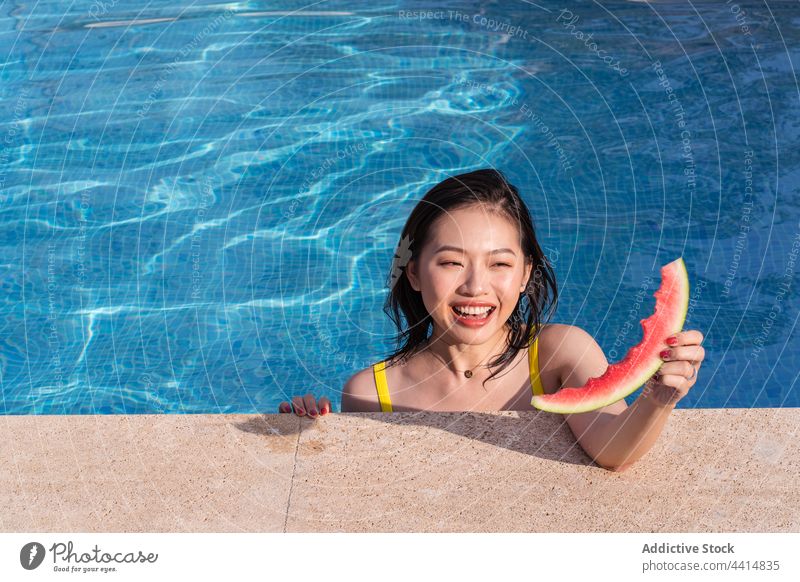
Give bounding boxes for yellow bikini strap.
[528,325,545,396]
[372,361,393,412]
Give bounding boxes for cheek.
[422,265,456,289]
[427,281,457,311]
[417,266,455,309]
[495,273,521,309]
[494,271,519,292]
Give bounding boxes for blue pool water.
[1,1,798,413]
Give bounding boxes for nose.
[459,263,490,296]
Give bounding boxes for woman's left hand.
[645,329,705,407]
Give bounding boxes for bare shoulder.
[536,323,608,387]
[341,366,382,412]
[539,322,598,349]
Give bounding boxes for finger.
[291,396,306,416]
[319,396,332,415]
[667,329,704,346]
[278,401,292,413]
[660,345,704,363]
[304,393,318,417]
[658,360,696,379]
[657,374,693,393]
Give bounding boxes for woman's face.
[406,204,533,343]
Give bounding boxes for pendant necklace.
[428,349,485,379]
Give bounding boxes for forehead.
[426,205,521,251]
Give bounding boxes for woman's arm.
[554,326,705,471]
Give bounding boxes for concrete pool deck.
[1,409,798,532]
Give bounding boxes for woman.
[279,169,705,471]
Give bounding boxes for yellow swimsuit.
[372,325,544,412]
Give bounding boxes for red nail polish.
[660,350,671,359]
[666,337,677,346]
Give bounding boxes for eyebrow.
[433,245,517,256]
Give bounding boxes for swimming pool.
[1,1,798,413]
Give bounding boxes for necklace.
[427,349,485,378]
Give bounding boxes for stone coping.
[1,409,798,532]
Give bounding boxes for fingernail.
[660,350,671,359]
[320,408,327,415]
[666,337,677,346]
[297,408,305,415]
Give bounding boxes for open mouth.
[451,305,496,320]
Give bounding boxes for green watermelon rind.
[531,258,690,414]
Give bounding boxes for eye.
[441,261,463,267]
[493,262,512,268]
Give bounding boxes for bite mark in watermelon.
[531,257,690,414]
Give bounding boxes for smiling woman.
[385,168,556,391]
[279,168,556,416]
[280,168,707,472]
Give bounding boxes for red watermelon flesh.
[531,258,690,414]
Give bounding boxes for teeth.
[454,305,493,316]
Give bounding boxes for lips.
[450,304,497,327]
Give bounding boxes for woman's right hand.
[278,393,331,418]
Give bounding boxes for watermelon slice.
[531,257,690,414]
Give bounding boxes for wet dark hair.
[382,168,559,389]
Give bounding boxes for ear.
[406,258,421,292]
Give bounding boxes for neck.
[424,323,512,379]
